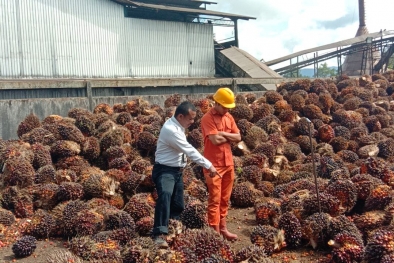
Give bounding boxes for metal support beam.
[232,79,238,93]
[86,82,93,112]
[234,19,239,47]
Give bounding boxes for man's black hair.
[174,101,196,117]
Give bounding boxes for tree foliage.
[282,70,309,78]
[388,54,394,70]
[313,62,337,78]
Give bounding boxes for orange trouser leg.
[204,166,234,226]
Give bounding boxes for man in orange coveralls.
[200,87,241,241]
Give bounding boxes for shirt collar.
[170,116,185,132]
[210,107,228,116]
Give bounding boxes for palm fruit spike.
[11,189,34,218]
[136,131,157,154]
[33,183,59,210]
[272,179,315,198]
[135,216,154,236]
[180,201,207,229]
[325,179,357,213]
[21,127,56,146]
[12,235,37,258]
[121,171,145,196]
[173,228,234,262]
[187,128,203,149]
[280,189,311,217]
[100,129,124,152]
[352,210,392,233]
[73,209,104,236]
[302,193,340,217]
[105,168,126,183]
[242,152,269,168]
[364,228,394,262]
[230,181,263,208]
[230,104,253,122]
[82,174,117,198]
[50,140,81,158]
[23,209,56,238]
[186,179,208,202]
[244,126,268,150]
[2,156,35,188]
[31,143,52,169]
[328,232,364,263]
[351,174,384,200]
[104,210,136,231]
[365,184,392,211]
[69,236,122,261]
[239,165,262,186]
[35,165,56,184]
[164,93,181,107]
[0,207,16,226]
[62,200,88,237]
[302,212,331,249]
[107,193,125,209]
[327,215,363,245]
[55,169,77,184]
[250,225,286,256]
[108,157,131,173]
[234,245,274,263]
[249,103,273,123]
[56,123,85,144]
[57,182,84,202]
[94,103,113,115]
[122,236,158,263]
[254,197,281,227]
[123,193,154,221]
[17,113,41,138]
[81,136,100,161]
[278,212,302,248]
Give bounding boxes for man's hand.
[208,165,221,178]
[218,131,241,143]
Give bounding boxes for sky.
[209,0,392,68]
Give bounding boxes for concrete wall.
[1,91,266,140]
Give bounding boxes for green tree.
[388,54,394,70]
[282,70,308,78]
[313,62,337,78]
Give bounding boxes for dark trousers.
[152,163,184,236]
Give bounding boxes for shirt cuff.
[202,159,212,170]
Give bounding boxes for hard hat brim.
[220,102,236,109]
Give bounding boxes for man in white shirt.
[152,101,218,248]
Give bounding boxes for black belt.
[154,162,184,172]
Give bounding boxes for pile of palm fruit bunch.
[0,95,273,263]
[228,70,394,263]
[0,70,394,262]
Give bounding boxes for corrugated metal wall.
[0,0,215,78]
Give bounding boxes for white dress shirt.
[155,116,212,169]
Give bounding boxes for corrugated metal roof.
[222,47,281,78]
[219,47,281,90]
[266,30,394,66]
[114,0,255,20]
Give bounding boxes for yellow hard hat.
[213,87,236,108]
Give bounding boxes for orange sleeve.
[201,114,218,137]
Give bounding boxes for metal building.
[0,0,253,79]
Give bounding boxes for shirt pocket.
[224,118,232,133]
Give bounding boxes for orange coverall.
[200,107,240,226]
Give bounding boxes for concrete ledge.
[0,77,299,90]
